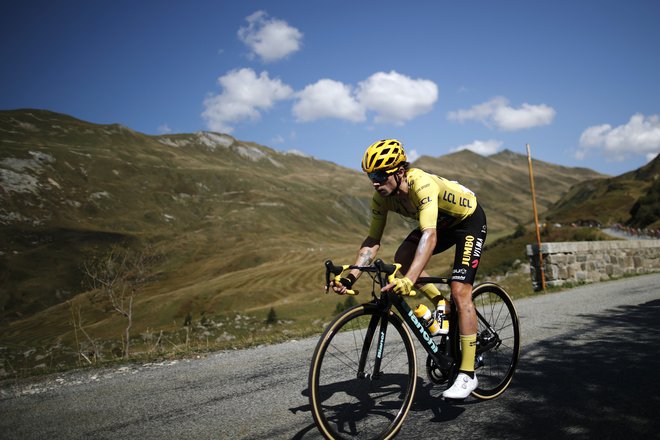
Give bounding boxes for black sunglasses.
[367,170,391,183]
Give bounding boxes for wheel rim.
[471,285,520,399]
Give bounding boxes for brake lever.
[324,260,358,295]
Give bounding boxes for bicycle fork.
[357,310,389,380]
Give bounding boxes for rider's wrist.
[340,273,357,289]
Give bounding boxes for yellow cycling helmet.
[361,139,407,173]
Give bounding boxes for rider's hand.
[329,279,348,294]
[384,276,415,296]
[330,274,356,295]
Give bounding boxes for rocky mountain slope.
[544,154,659,228]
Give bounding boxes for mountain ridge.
[544,153,659,227]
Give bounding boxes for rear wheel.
[309,304,417,440]
[470,283,520,399]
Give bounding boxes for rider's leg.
[394,245,443,306]
[451,280,477,376]
[394,232,444,307]
[442,280,479,399]
[443,205,487,399]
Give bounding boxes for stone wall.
[526,240,660,290]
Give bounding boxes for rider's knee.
[450,282,473,307]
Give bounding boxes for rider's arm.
[331,236,380,294]
[353,236,381,275]
[407,172,439,284]
[404,227,436,284]
[406,173,441,284]
[380,227,436,294]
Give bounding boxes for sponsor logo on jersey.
[459,197,473,208]
[443,191,473,209]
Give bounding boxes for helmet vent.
[361,138,406,173]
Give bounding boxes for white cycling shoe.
[442,372,478,399]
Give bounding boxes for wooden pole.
[526,144,547,291]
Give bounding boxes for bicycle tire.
[470,282,520,399]
[309,303,417,440]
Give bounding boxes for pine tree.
[266,307,278,325]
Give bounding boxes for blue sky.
[2,0,659,176]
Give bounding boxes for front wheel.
[470,283,520,399]
[309,303,417,440]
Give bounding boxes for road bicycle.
[308,259,520,440]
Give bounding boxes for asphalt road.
[1,273,659,440]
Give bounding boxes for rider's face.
[370,172,398,196]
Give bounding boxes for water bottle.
[435,299,450,335]
[414,304,448,336]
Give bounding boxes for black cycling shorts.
[403,203,487,285]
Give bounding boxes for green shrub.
[334,296,358,315]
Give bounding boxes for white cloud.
[407,149,420,163]
[451,139,503,156]
[202,69,437,131]
[357,71,438,124]
[448,96,555,131]
[202,68,293,133]
[290,71,438,125]
[238,11,303,63]
[157,124,172,134]
[578,113,660,161]
[293,79,365,122]
[493,103,556,131]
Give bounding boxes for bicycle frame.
[325,259,499,384]
[359,291,455,379]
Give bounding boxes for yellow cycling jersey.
[368,168,477,240]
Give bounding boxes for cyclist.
[331,139,487,399]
